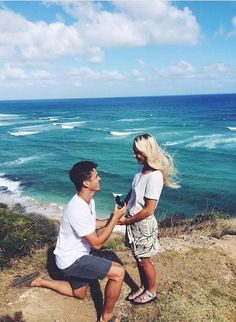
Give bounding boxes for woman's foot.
[126,287,145,301]
[100,314,120,322]
[132,290,157,305]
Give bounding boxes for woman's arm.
[124,189,132,204]
[118,198,157,225]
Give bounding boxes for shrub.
[0,209,58,268]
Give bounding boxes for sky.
[0,0,236,100]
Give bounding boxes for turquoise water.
[0,94,235,219]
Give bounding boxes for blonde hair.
[133,134,180,189]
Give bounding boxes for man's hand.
[113,204,126,221]
[84,204,126,250]
[117,215,127,225]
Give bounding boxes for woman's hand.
[117,215,127,225]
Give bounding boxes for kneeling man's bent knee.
[106,262,125,282]
[73,286,88,300]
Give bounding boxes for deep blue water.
[0,94,235,219]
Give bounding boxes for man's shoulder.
[63,194,81,215]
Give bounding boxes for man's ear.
[83,180,89,188]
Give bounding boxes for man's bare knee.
[107,262,125,282]
[73,286,87,300]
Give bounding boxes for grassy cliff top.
[0,206,236,321]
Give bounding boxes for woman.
[118,134,180,305]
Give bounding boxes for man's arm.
[83,204,126,250]
[96,217,112,230]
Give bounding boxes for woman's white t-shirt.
[127,169,163,216]
[54,194,96,269]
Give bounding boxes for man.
[12,161,126,322]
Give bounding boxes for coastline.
[0,191,63,219]
[0,194,126,234]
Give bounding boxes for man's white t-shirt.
[127,169,163,216]
[54,194,96,269]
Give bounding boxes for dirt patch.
[1,233,236,321]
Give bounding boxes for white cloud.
[137,59,147,68]
[67,67,125,81]
[203,63,229,76]
[233,16,236,26]
[62,0,200,47]
[31,70,52,80]
[159,60,196,78]
[228,16,236,37]
[0,63,53,82]
[112,0,200,45]
[74,81,82,88]
[0,64,27,80]
[0,8,84,61]
[87,47,105,64]
[0,1,200,65]
[132,69,149,81]
[214,25,225,37]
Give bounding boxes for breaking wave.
[165,134,236,149]
[3,156,40,167]
[110,131,134,137]
[10,131,39,136]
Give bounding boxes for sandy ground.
[1,232,236,322]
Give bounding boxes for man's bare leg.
[100,262,125,322]
[31,277,87,299]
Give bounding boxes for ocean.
[0,94,235,220]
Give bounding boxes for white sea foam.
[164,136,199,146]
[10,131,39,136]
[0,113,22,126]
[60,121,87,129]
[10,123,54,136]
[0,121,15,126]
[0,174,63,217]
[3,156,40,167]
[0,113,19,119]
[165,134,236,149]
[0,192,63,217]
[39,116,59,121]
[118,118,146,122]
[0,175,22,194]
[110,131,133,137]
[227,127,236,131]
[187,136,236,149]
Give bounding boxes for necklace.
[78,193,93,215]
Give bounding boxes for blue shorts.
[61,255,112,290]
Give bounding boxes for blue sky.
[0,0,236,100]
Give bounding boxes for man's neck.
[77,189,95,204]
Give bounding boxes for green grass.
[0,208,58,269]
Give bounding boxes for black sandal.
[10,271,40,287]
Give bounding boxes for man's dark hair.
[69,161,97,191]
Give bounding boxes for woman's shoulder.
[148,170,163,180]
